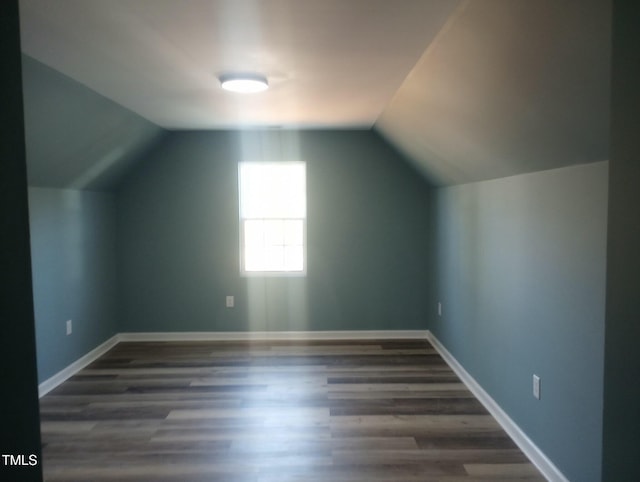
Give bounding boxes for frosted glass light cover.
[220,75,268,93]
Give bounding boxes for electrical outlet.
[437,302,442,317]
[225,295,234,308]
[533,374,541,400]
[66,319,72,335]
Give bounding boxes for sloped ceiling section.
[22,55,166,190]
[19,0,611,189]
[376,0,611,186]
[19,0,459,129]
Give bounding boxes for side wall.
[117,130,433,332]
[431,161,608,482]
[28,188,118,382]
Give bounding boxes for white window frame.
[238,161,307,276]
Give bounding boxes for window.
[238,162,306,274]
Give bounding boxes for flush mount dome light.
[219,73,269,93]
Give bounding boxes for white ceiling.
[377,0,611,184]
[19,0,459,129]
[19,0,611,187]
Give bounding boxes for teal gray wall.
[20,53,163,385]
[21,55,165,191]
[431,161,608,481]
[28,188,118,382]
[602,1,640,479]
[117,130,433,332]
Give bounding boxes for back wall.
[117,129,433,333]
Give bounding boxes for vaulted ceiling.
[19,0,610,187]
[378,0,611,185]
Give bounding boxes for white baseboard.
[38,334,120,398]
[37,330,428,396]
[426,331,568,482]
[117,330,428,342]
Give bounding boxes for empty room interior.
[3,0,640,481]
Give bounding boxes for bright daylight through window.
[238,162,306,274]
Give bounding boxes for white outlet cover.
[533,374,541,400]
[226,295,234,308]
[66,319,72,335]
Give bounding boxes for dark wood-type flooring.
[39,339,546,481]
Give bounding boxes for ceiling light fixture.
[219,73,269,93]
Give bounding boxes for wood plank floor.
[39,339,546,481]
